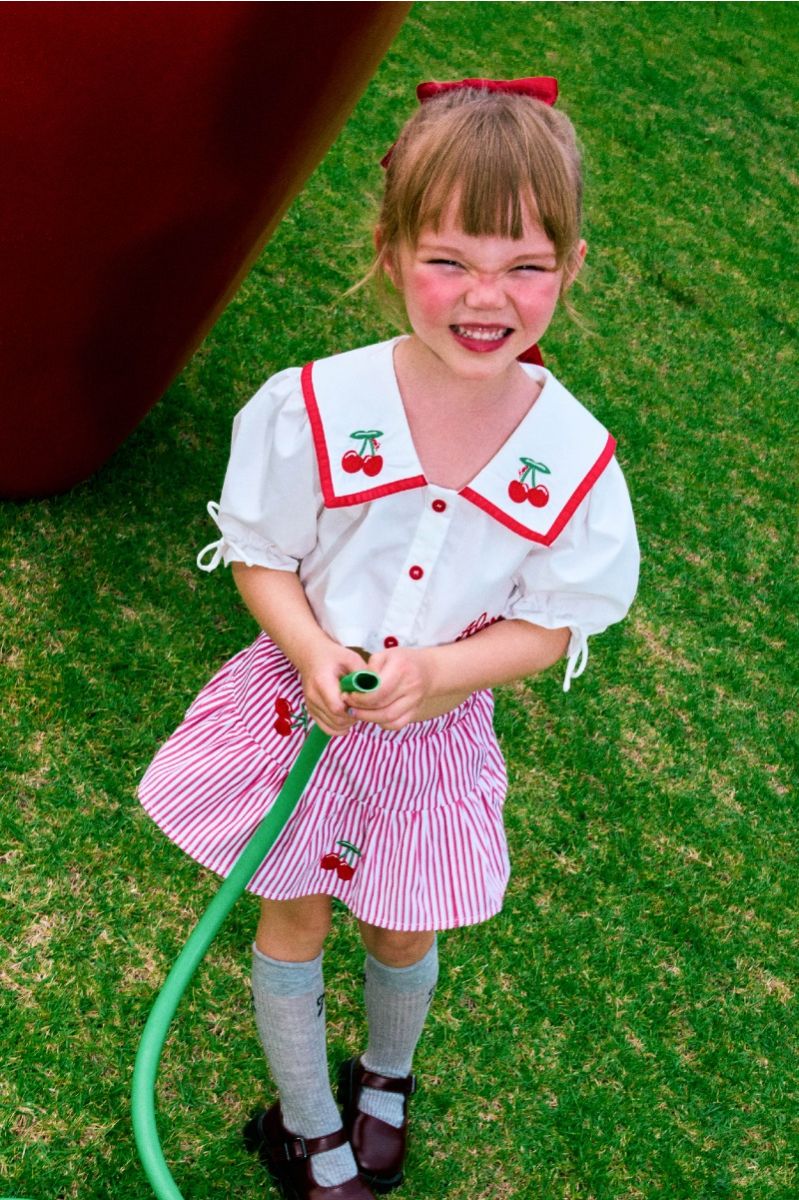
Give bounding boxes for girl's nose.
[464,273,505,309]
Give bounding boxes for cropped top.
[198,338,640,690]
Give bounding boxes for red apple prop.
[0,3,410,498]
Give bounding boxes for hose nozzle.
[339,670,380,694]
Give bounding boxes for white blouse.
[198,338,640,691]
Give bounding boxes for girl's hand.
[297,642,370,736]
[231,567,364,735]
[338,621,569,733]
[349,648,471,731]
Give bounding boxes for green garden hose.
[130,669,381,1200]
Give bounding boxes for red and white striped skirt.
[138,634,510,931]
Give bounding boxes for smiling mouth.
[451,324,512,342]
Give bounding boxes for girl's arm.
[231,563,367,735]
[231,564,568,732]
[353,620,570,729]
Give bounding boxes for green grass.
[2,3,798,1198]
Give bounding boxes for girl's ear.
[564,239,587,291]
[375,226,401,290]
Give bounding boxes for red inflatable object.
[0,2,409,499]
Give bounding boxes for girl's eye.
[513,264,546,273]
[427,258,463,269]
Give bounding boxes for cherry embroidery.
[341,429,384,477]
[508,456,551,507]
[273,696,309,737]
[320,839,362,881]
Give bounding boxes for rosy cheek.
[518,278,560,314]
[409,272,453,317]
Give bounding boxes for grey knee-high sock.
[251,945,357,1187]
[360,939,439,1128]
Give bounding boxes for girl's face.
[385,205,585,385]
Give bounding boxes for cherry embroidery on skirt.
[320,839,363,881]
[341,429,384,478]
[508,456,551,507]
[273,697,309,737]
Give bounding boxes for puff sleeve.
[505,456,640,690]
[196,367,320,573]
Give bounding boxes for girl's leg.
[255,893,332,961]
[355,924,439,1127]
[251,895,359,1187]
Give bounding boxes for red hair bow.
[381,76,558,168]
[415,76,558,105]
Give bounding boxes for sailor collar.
[301,339,616,547]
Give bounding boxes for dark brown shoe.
[243,1103,375,1200]
[337,1058,416,1195]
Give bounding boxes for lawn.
[2,3,797,1199]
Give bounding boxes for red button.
[432,499,447,513]
[383,636,398,648]
[409,565,424,581]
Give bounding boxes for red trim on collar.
[460,432,617,545]
[301,362,426,508]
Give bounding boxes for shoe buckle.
[409,1073,418,1095]
[283,1134,308,1161]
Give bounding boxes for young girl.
[139,76,639,1200]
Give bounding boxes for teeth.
[453,326,508,342]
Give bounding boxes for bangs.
[414,162,538,243]
[387,93,582,265]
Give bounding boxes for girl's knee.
[255,894,332,961]
[358,922,436,968]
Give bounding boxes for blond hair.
[372,87,584,298]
